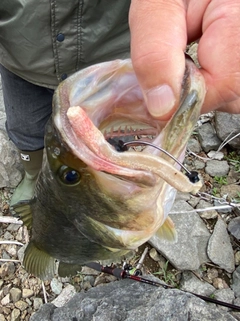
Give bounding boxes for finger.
[129,0,187,120]
[202,96,240,114]
[186,0,211,42]
[196,0,240,112]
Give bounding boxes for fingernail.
[144,85,176,118]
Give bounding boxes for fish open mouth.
[53,58,205,193]
[99,112,161,152]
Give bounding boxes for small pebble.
[9,288,22,303]
[22,289,34,299]
[207,150,224,160]
[149,248,162,262]
[1,294,10,306]
[0,314,6,321]
[194,159,205,170]
[83,275,95,287]
[3,231,14,240]
[82,280,92,291]
[235,251,240,265]
[207,268,218,280]
[52,284,76,308]
[212,278,229,289]
[50,278,63,295]
[7,224,20,232]
[196,200,218,219]
[33,298,43,310]
[205,160,229,177]
[14,300,28,311]
[11,308,20,321]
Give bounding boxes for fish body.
[13,58,205,279]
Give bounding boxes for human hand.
[129,0,240,119]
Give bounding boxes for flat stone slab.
[207,218,235,273]
[30,278,237,321]
[149,200,211,270]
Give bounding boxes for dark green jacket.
[0,0,130,88]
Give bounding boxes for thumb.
[129,0,187,120]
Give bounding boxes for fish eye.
[58,166,81,185]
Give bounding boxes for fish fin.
[11,200,34,229]
[58,262,83,277]
[155,217,177,242]
[23,241,56,280]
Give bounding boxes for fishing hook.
[116,140,200,184]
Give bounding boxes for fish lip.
[53,58,206,187]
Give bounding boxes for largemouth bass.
[13,58,205,279]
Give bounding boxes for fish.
[12,58,205,280]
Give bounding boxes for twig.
[0,240,24,246]
[136,247,148,270]
[186,149,209,161]
[0,216,23,225]
[0,259,21,262]
[170,204,240,214]
[217,132,240,152]
[42,281,48,304]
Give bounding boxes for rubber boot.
[10,149,43,206]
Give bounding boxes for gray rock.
[228,217,240,240]
[180,271,215,296]
[194,159,205,170]
[214,199,233,214]
[205,160,229,177]
[51,284,76,308]
[149,200,210,270]
[0,130,22,188]
[234,297,240,307]
[232,266,240,297]
[30,278,238,321]
[50,278,63,295]
[198,122,222,152]
[207,150,224,160]
[196,200,218,219]
[207,218,235,273]
[214,288,236,311]
[33,298,43,311]
[215,112,240,149]
[221,185,240,200]
[187,138,201,153]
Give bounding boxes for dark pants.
[0,64,54,151]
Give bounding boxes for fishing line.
[85,262,240,312]
[118,140,200,184]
